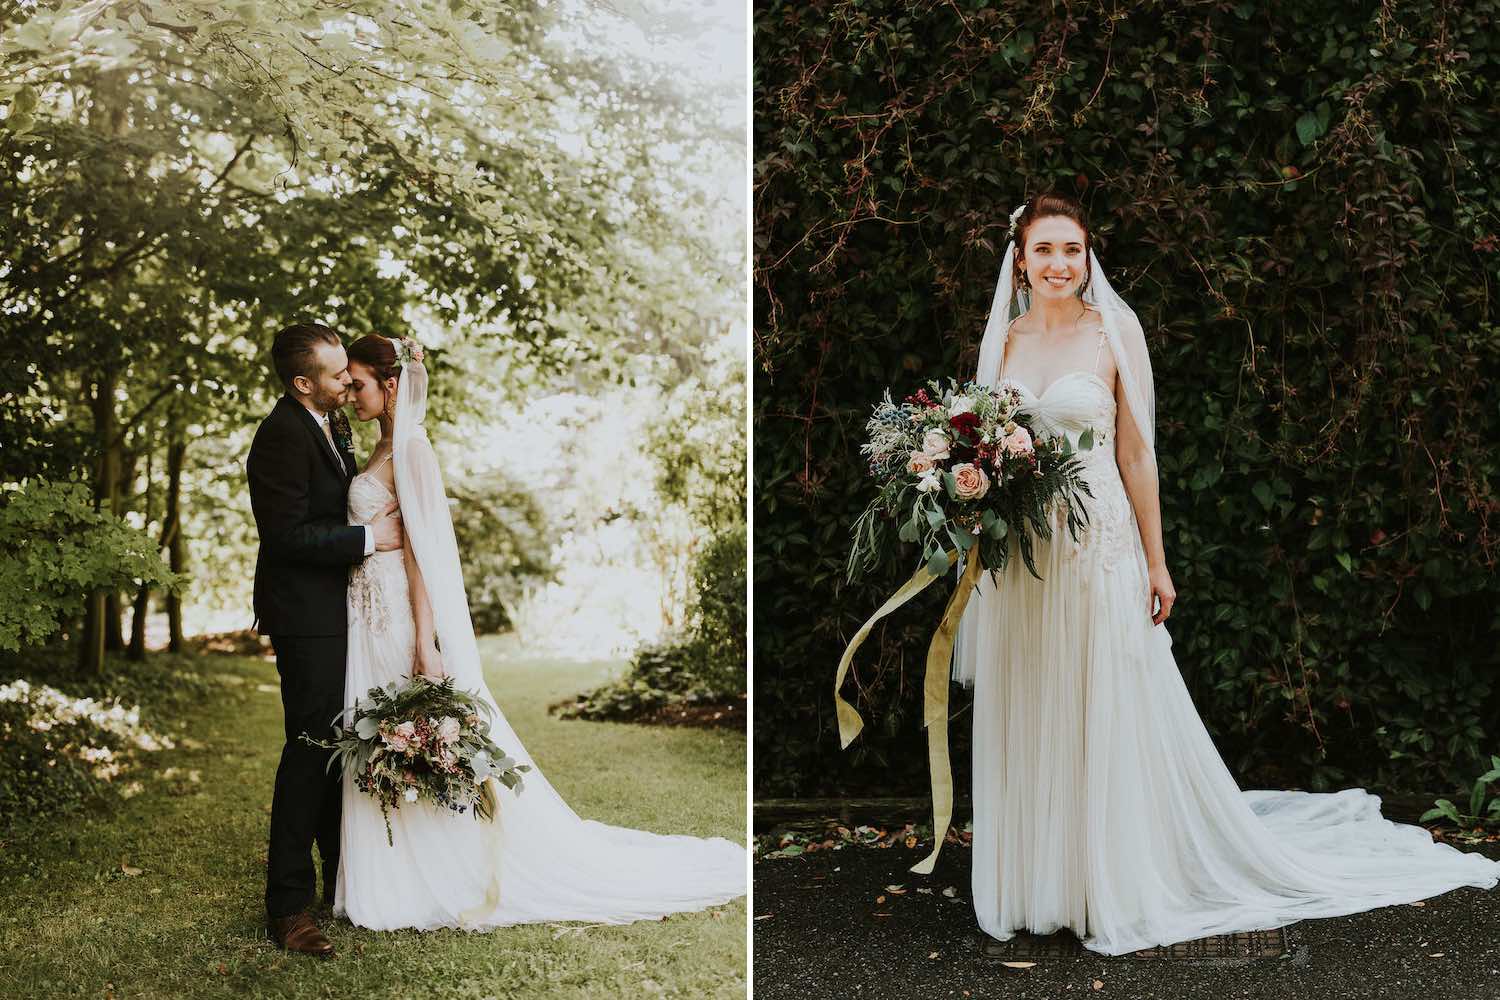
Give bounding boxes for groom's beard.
[309,385,347,415]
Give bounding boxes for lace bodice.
[1001,372,1139,578]
[347,464,412,636]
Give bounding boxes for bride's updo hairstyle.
[1012,191,1094,298]
[346,334,402,383]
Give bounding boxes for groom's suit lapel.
[282,395,351,482]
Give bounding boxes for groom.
[246,323,404,957]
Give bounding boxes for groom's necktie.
[319,414,347,475]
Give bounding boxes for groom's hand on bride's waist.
[372,500,404,552]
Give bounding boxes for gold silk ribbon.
[834,548,985,875]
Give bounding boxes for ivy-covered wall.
[753,0,1500,799]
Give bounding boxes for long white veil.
[952,243,1158,687]
[389,348,746,925]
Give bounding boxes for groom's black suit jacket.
[247,395,365,636]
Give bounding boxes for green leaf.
[1335,552,1353,574]
[925,550,951,577]
[1295,111,1324,146]
[1078,427,1094,451]
[925,506,946,530]
[1252,481,1274,510]
[987,517,1008,540]
[898,518,918,543]
[1470,778,1487,822]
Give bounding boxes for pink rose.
[951,463,990,501]
[437,716,461,745]
[906,450,936,475]
[1002,426,1034,457]
[382,720,417,754]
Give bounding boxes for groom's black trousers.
[265,633,345,919]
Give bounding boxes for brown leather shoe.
[268,912,335,958]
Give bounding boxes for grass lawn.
[0,636,747,999]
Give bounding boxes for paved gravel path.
[753,839,1500,1000]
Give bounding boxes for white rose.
[437,716,462,745]
[922,430,950,460]
[948,396,974,417]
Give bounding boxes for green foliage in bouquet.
[304,676,530,846]
[848,378,1093,583]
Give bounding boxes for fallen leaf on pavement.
[1093,979,1105,990]
[1000,961,1036,969]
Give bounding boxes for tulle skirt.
[968,464,1499,955]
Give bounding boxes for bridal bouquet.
[849,378,1094,582]
[305,676,531,846]
[836,377,1094,877]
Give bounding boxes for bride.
[951,192,1498,955]
[334,333,746,931]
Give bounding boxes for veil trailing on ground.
[952,242,1158,687]
[388,345,745,926]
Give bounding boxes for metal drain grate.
[980,926,1289,962]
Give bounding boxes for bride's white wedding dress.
[960,338,1498,955]
[334,451,746,931]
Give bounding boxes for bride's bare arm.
[401,526,445,678]
[1114,379,1176,624]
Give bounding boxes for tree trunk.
[127,445,154,661]
[79,369,120,675]
[165,423,186,653]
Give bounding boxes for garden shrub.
[0,479,178,651]
[560,522,747,722]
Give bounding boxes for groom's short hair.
[272,323,341,392]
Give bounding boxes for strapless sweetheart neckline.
[1000,369,1113,400]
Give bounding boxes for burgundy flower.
[950,411,981,437]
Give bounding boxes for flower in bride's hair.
[395,336,425,366]
[1006,202,1027,243]
[952,463,990,500]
